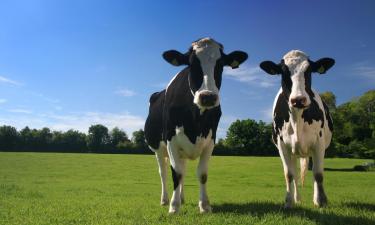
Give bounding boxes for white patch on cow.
[192,38,221,111]
[154,143,169,205]
[170,126,214,160]
[283,50,311,107]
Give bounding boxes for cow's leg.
[167,141,186,214]
[180,176,185,204]
[155,148,169,206]
[278,144,298,208]
[197,144,214,213]
[312,148,327,207]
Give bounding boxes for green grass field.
[0,152,374,225]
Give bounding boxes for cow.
[145,38,248,213]
[259,50,335,208]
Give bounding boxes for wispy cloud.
[0,111,145,137]
[224,64,277,88]
[8,109,33,114]
[28,91,60,104]
[116,88,137,97]
[259,106,273,122]
[0,99,7,104]
[0,75,23,86]
[353,62,375,81]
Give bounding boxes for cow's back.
[145,90,165,150]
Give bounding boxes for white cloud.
[0,75,22,86]
[116,88,137,97]
[0,99,7,104]
[353,62,375,81]
[0,111,145,137]
[224,64,277,88]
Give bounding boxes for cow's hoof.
[168,207,179,214]
[284,194,293,208]
[314,195,328,208]
[169,201,180,214]
[199,201,212,213]
[161,199,169,206]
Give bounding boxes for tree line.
[0,90,374,158]
[0,125,148,154]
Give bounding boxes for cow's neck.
[289,107,305,155]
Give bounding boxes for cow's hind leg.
[197,145,214,213]
[167,141,186,214]
[155,147,169,206]
[312,148,327,207]
[278,144,298,208]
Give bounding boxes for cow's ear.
[162,50,189,66]
[312,58,335,74]
[260,61,282,75]
[225,51,248,69]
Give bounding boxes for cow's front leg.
[197,144,214,213]
[278,144,298,208]
[312,148,327,207]
[167,140,186,214]
[155,148,169,206]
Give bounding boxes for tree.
[320,91,336,111]
[87,124,110,152]
[225,119,274,155]
[0,126,19,151]
[132,129,147,149]
[110,127,129,148]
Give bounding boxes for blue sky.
[0,0,374,138]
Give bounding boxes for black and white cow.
[145,38,247,213]
[260,50,335,208]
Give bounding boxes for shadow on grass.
[213,201,374,225]
[343,202,375,211]
[324,167,355,172]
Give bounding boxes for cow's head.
[260,50,335,109]
[163,37,248,110]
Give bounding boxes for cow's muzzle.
[199,91,218,107]
[290,96,308,109]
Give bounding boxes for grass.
[0,152,374,225]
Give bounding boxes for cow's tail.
[300,157,309,187]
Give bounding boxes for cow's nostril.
[291,97,307,108]
[200,93,218,107]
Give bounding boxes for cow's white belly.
[173,126,214,160]
[280,119,325,157]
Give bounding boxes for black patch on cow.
[280,61,292,98]
[200,174,207,184]
[322,101,333,132]
[301,94,325,128]
[144,90,166,149]
[171,166,181,190]
[272,92,290,144]
[286,172,294,183]
[314,172,327,205]
[319,131,322,137]
[314,173,323,183]
[188,54,204,93]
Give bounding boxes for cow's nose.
[199,92,218,107]
[290,96,307,109]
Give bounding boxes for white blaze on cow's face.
[283,50,311,109]
[191,38,222,110]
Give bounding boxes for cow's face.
[163,38,248,110]
[260,50,335,109]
